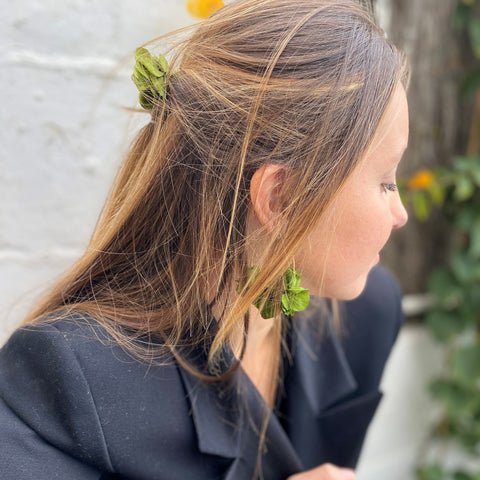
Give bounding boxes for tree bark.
[372,0,461,293]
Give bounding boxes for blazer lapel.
[179,345,303,479]
[288,300,358,415]
[177,299,361,478]
[222,409,303,480]
[177,342,242,460]
[281,299,382,470]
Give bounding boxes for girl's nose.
[392,197,408,229]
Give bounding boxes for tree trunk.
[373,0,461,294]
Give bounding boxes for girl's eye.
[382,183,398,193]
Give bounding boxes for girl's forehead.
[356,86,409,173]
[374,87,409,151]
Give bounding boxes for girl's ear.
[250,164,288,233]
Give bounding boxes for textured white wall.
[0,2,442,479]
[0,1,194,338]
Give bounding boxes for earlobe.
[250,164,287,233]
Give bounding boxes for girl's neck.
[227,307,282,409]
[207,256,282,408]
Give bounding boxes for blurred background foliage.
[398,0,480,478]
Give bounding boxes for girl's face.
[296,86,409,300]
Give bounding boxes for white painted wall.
[0,0,194,338]
[0,2,445,479]
[357,324,444,479]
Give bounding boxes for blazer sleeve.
[0,323,112,479]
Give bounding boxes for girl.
[0,0,409,478]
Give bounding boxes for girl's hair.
[25,0,408,372]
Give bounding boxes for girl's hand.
[287,463,356,480]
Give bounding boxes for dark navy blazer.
[0,266,403,479]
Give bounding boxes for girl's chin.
[319,272,371,301]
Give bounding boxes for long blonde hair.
[26,0,408,373]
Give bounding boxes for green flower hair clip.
[131,47,171,111]
[239,267,310,319]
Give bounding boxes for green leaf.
[469,158,480,186]
[282,287,310,316]
[470,218,480,258]
[461,71,480,97]
[135,49,164,77]
[281,269,309,316]
[454,471,473,480]
[454,471,480,480]
[416,464,446,480]
[468,17,480,59]
[454,174,475,202]
[259,299,275,319]
[134,47,149,59]
[425,310,467,342]
[452,346,480,383]
[139,92,154,111]
[246,266,309,318]
[428,266,463,307]
[283,268,301,289]
[454,155,475,173]
[157,54,170,75]
[430,378,479,421]
[455,3,471,31]
[450,251,474,283]
[455,206,479,232]
[151,75,166,98]
[132,63,151,89]
[461,257,480,284]
[429,182,445,206]
[413,191,431,221]
[132,47,170,110]
[464,284,480,311]
[455,155,480,185]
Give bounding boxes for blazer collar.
[179,355,303,477]
[177,341,242,459]
[178,300,357,473]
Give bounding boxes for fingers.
[287,463,356,480]
[341,468,356,480]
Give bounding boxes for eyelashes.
[382,183,398,193]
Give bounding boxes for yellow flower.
[186,0,224,18]
[407,169,435,190]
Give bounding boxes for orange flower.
[186,0,224,18]
[407,169,435,190]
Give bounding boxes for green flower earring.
[240,267,310,319]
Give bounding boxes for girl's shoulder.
[0,313,197,476]
[1,312,179,375]
[0,313,185,415]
